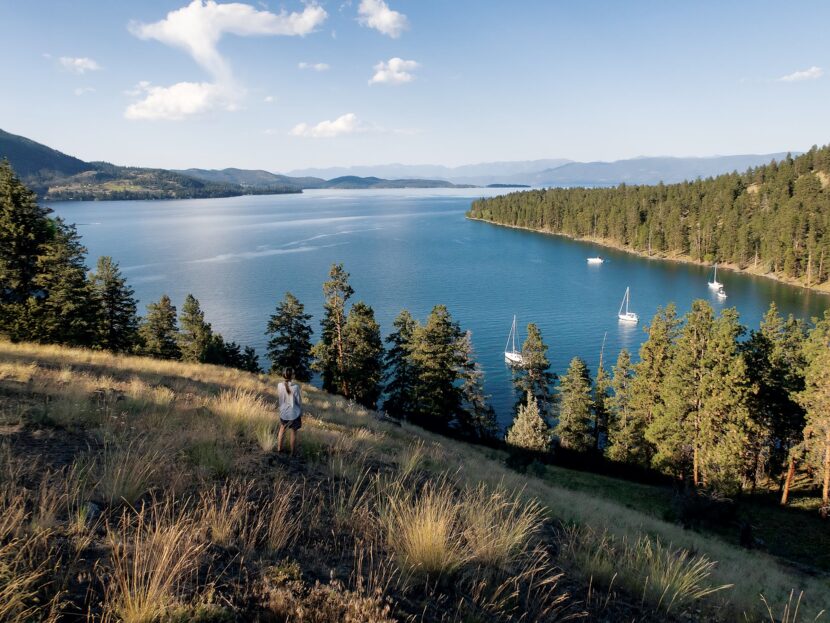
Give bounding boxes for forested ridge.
[468,145,830,288]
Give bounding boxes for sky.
[1,0,829,171]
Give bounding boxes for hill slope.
[0,129,299,200]
[0,128,93,178]
[0,340,825,621]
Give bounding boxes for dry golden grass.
[95,436,165,506]
[197,480,251,547]
[264,479,301,554]
[395,440,426,480]
[209,387,274,433]
[381,479,466,581]
[461,483,544,569]
[559,524,731,614]
[104,502,206,623]
[761,590,827,623]
[0,538,52,623]
[253,420,278,452]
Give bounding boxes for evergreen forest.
[468,146,830,288]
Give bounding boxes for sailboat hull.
[618,313,639,323]
[505,351,524,365]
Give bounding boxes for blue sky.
[1,0,829,171]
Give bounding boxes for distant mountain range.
[288,154,794,187]
[287,160,574,186]
[0,127,796,201]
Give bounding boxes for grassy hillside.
[0,340,826,621]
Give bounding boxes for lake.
[50,190,830,427]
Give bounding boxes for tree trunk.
[807,250,812,287]
[823,432,830,506]
[780,456,796,506]
[333,303,350,398]
[693,445,700,488]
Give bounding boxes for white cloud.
[369,57,418,85]
[357,0,407,38]
[126,0,327,120]
[59,56,101,74]
[124,81,235,120]
[73,87,96,96]
[778,66,823,82]
[264,95,276,103]
[290,113,362,138]
[298,61,330,71]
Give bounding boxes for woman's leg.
[288,429,297,455]
[277,423,286,452]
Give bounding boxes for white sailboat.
[587,256,604,264]
[504,315,524,365]
[708,263,723,290]
[618,287,639,323]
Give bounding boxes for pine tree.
[89,256,139,352]
[139,295,181,360]
[743,303,807,501]
[240,345,261,373]
[408,305,465,431]
[593,360,611,450]
[797,311,830,506]
[628,304,680,466]
[513,322,556,415]
[29,220,97,346]
[382,309,419,418]
[456,330,498,439]
[312,263,354,397]
[206,334,261,373]
[698,308,756,494]
[648,301,713,484]
[506,392,550,453]
[555,357,594,452]
[606,349,646,463]
[178,294,213,362]
[0,161,52,338]
[341,302,384,409]
[265,292,313,380]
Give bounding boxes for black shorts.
[280,416,302,431]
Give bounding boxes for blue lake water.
[50,190,830,427]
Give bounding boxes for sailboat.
[618,287,639,323]
[587,256,604,264]
[504,315,524,365]
[708,263,723,290]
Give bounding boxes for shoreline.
[466,216,830,297]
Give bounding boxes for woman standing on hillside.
[277,367,303,456]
